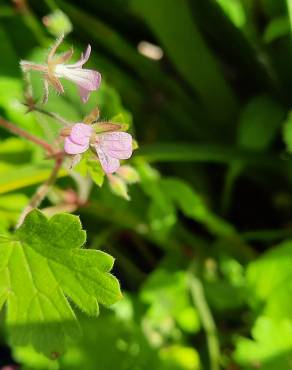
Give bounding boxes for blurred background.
[1,0,292,369]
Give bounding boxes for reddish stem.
[0,117,54,154]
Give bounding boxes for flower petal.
[78,86,91,103]
[55,65,101,91]
[68,45,91,68]
[95,146,120,174]
[64,137,89,155]
[99,132,132,160]
[70,123,92,145]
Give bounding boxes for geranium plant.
[0,35,136,359]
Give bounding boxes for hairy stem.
[188,272,221,370]
[16,154,64,228]
[0,117,54,154]
[32,106,72,126]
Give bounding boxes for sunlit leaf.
[0,210,121,356]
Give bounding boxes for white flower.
[20,34,101,104]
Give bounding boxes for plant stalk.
[188,272,221,370]
[0,117,54,154]
[16,154,64,228]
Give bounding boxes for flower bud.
[117,165,140,184]
[108,174,130,201]
[42,9,72,37]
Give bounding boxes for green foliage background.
[1,0,292,369]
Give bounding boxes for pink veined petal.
[68,45,91,68]
[99,132,133,160]
[95,146,120,174]
[70,123,92,145]
[78,86,91,103]
[55,65,101,91]
[64,137,89,155]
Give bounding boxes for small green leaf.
[234,316,292,369]
[216,0,246,28]
[161,178,236,238]
[141,269,200,335]
[237,95,285,151]
[75,151,105,187]
[263,16,290,43]
[86,155,105,187]
[247,239,292,318]
[0,209,121,356]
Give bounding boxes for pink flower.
[64,123,133,174]
[20,35,101,103]
[64,123,92,154]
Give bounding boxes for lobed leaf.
[0,209,122,357]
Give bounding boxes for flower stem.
[0,117,54,154]
[33,106,71,126]
[16,154,64,228]
[188,272,221,370]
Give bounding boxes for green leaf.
[0,193,29,230]
[14,301,163,370]
[86,155,104,188]
[0,25,19,76]
[247,239,292,319]
[160,345,200,370]
[235,240,292,368]
[263,16,290,43]
[0,209,122,357]
[222,95,285,212]
[161,178,236,238]
[234,316,292,369]
[0,163,67,195]
[141,269,200,336]
[136,143,285,168]
[283,111,292,153]
[237,95,285,151]
[0,137,32,165]
[137,163,176,240]
[0,77,42,137]
[75,151,105,187]
[216,0,246,28]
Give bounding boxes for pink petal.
[57,66,101,91]
[70,123,92,145]
[99,132,132,160]
[68,45,91,68]
[83,44,92,64]
[64,137,89,155]
[95,146,120,174]
[78,86,91,103]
